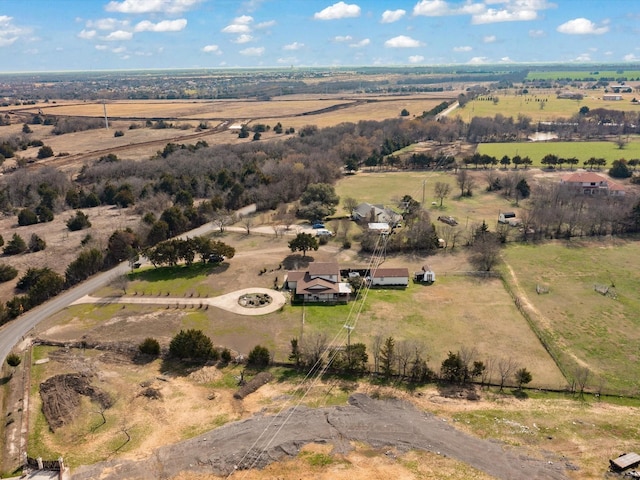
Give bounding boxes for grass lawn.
[500,238,640,394]
[525,70,640,81]
[477,138,640,165]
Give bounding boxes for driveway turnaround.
[70,288,287,316]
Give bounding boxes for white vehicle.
[315,228,333,237]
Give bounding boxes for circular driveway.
[71,287,287,316]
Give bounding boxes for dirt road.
[71,393,571,480]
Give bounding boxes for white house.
[498,212,516,224]
[560,172,625,196]
[285,262,351,303]
[369,267,409,287]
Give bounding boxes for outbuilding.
[369,267,409,287]
[498,212,516,224]
[610,452,640,472]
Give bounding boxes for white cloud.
[283,42,304,51]
[222,24,251,34]
[500,56,513,63]
[472,8,536,24]
[624,53,638,61]
[349,38,370,47]
[409,55,424,63]
[453,45,472,52]
[112,46,126,54]
[239,46,264,56]
[87,18,129,30]
[413,0,484,17]
[314,2,361,20]
[468,56,489,64]
[574,53,591,62]
[529,29,545,37]
[384,35,422,48]
[256,20,276,29]
[0,15,29,46]
[334,35,353,42]
[135,19,187,32]
[104,30,133,41]
[105,0,203,14]
[233,34,253,44]
[95,44,109,51]
[483,35,496,43]
[222,16,254,34]
[381,9,406,23]
[557,18,609,35]
[202,44,221,54]
[277,56,299,64]
[78,29,97,40]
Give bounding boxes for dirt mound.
[40,373,113,432]
[234,371,273,399]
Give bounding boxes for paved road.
[0,262,131,367]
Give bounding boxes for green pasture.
[457,91,640,122]
[500,239,640,394]
[477,138,640,165]
[525,70,640,81]
[303,278,565,389]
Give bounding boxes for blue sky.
[0,0,638,72]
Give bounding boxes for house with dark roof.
[285,262,351,304]
[560,172,625,196]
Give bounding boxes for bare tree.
[434,181,451,207]
[301,332,328,369]
[240,214,254,234]
[92,405,108,431]
[395,340,413,378]
[497,357,517,392]
[112,274,129,295]
[339,218,352,240]
[456,169,475,197]
[212,209,235,233]
[481,357,495,387]
[116,420,132,452]
[371,333,384,374]
[573,366,591,400]
[342,196,358,217]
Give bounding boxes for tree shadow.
[282,254,314,270]
[130,262,223,282]
[159,357,210,377]
[436,383,481,401]
[511,388,529,400]
[0,375,11,386]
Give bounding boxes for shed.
[368,222,390,234]
[610,452,640,472]
[369,267,409,287]
[414,265,435,283]
[498,212,516,224]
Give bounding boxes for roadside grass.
[501,239,640,394]
[477,138,640,165]
[127,263,217,297]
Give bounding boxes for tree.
[609,159,632,179]
[515,367,532,390]
[289,338,301,367]
[37,145,54,159]
[138,338,160,356]
[434,181,451,207]
[400,108,410,117]
[298,183,340,220]
[342,197,358,217]
[169,329,216,362]
[288,233,319,258]
[247,345,271,369]
[379,336,396,379]
[515,178,531,202]
[65,248,104,286]
[3,233,27,255]
[497,357,517,392]
[456,169,475,197]
[66,210,91,231]
[440,351,466,384]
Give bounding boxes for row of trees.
[288,334,532,390]
[146,236,235,267]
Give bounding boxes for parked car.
[312,223,325,229]
[208,254,225,263]
[315,229,333,237]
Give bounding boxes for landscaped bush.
[138,338,160,356]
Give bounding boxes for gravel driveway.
[71,393,572,480]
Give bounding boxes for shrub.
[247,345,271,369]
[0,264,18,282]
[3,234,27,255]
[17,208,38,226]
[66,211,91,231]
[29,234,46,252]
[169,329,217,362]
[37,145,53,159]
[138,338,160,356]
[6,353,21,368]
[114,130,124,137]
[221,348,232,364]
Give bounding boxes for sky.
[0,0,638,72]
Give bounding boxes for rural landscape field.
[0,62,639,480]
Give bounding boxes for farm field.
[500,239,640,395]
[457,90,640,122]
[477,138,640,165]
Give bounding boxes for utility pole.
[422,179,426,205]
